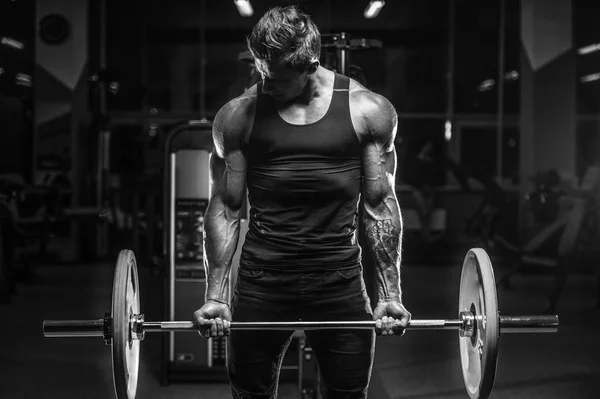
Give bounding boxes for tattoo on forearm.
[365,219,400,268]
[365,218,401,300]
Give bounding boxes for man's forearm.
[203,199,241,304]
[363,199,403,302]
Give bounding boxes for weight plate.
[458,248,499,399]
[112,250,140,399]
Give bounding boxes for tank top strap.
[328,73,352,121]
[254,81,274,117]
[333,73,350,91]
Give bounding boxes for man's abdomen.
[242,159,363,271]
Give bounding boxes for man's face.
[255,59,311,103]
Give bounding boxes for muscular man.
[194,6,411,398]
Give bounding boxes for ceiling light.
[444,120,452,142]
[578,43,600,55]
[504,70,519,81]
[1,37,24,50]
[478,79,495,92]
[234,0,253,17]
[364,1,385,19]
[581,73,600,83]
[16,73,32,87]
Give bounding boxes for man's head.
[247,6,321,101]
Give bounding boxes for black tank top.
[241,73,363,271]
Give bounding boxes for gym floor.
[1,254,599,399]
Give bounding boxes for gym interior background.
[1,0,599,398]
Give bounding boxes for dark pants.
[228,265,375,399]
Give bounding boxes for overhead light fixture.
[477,71,519,92]
[1,36,24,50]
[581,73,600,83]
[478,79,495,92]
[444,120,452,142]
[364,1,385,19]
[504,70,519,81]
[234,0,254,17]
[578,43,600,55]
[16,73,32,87]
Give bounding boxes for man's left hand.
[373,299,411,336]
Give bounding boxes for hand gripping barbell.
[42,248,559,399]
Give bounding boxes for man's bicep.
[209,150,226,196]
[381,144,397,178]
[211,103,248,212]
[362,141,397,205]
[225,150,247,211]
[210,149,247,213]
[361,93,398,185]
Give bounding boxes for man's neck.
[295,67,333,104]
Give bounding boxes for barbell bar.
[41,248,560,399]
[43,315,557,337]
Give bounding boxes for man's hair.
[247,5,321,69]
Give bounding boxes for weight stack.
[163,121,237,383]
[33,0,92,262]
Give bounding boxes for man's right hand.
[193,300,232,339]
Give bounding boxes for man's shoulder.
[217,86,259,125]
[347,81,397,143]
[213,87,259,153]
[348,82,395,118]
[214,87,258,135]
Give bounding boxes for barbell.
[42,248,559,399]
